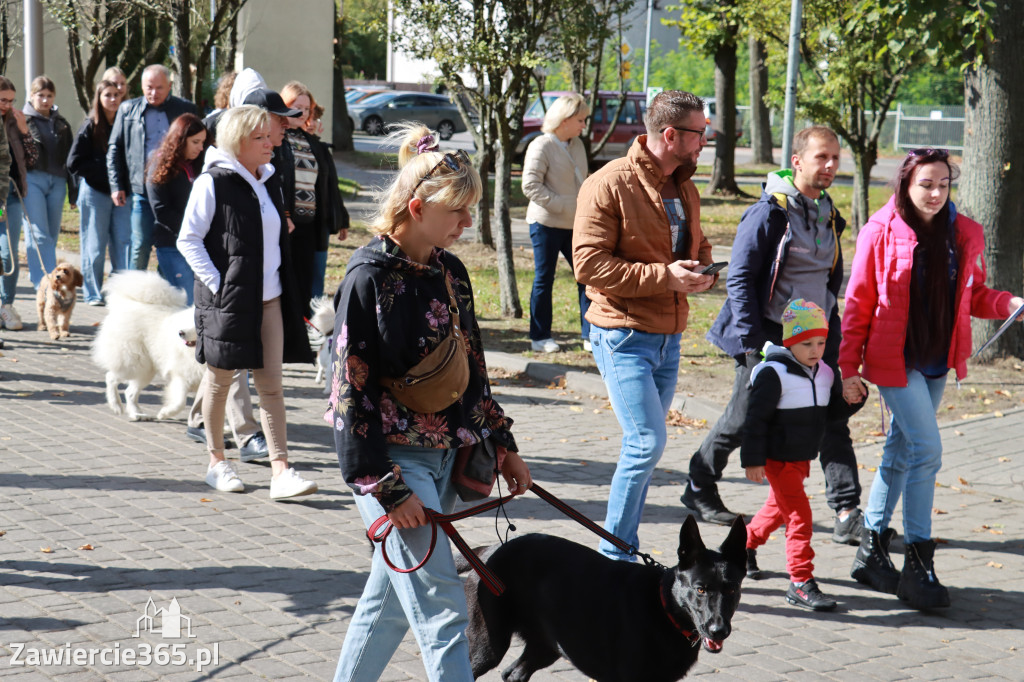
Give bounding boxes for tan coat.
[522,133,588,229]
[572,135,712,335]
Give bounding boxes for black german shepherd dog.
[461,515,747,682]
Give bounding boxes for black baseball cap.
[242,88,302,117]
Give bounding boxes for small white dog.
[92,271,205,421]
[309,295,336,394]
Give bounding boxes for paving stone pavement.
[2,273,1023,681]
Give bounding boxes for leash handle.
[367,493,517,596]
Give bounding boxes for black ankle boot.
[851,527,900,594]
[897,540,950,609]
[746,548,764,580]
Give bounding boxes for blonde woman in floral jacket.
[326,123,530,682]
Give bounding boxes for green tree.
[391,0,557,318]
[548,0,635,166]
[665,0,747,196]
[337,0,387,80]
[773,0,942,231]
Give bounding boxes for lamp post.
[780,0,802,169]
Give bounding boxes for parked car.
[348,91,467,140]
[516,90,647,163]
[345,87,390,105]
[703,97,744,142]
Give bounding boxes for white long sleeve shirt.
[176,145,282,301]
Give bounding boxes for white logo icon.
[134,597,195,639]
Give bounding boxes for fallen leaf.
[51,392,65,397]
[16,392,32,396]
[651,549,663,555]
[199,498,213,503]
[77,544,93,550]
[953,430,964,436]
[868,430,884,437]
[995,389,1012,397]
[0,530,5,536]
[958,476,970,486]
[987,561,1003,569]
[998,457,1010,462]
[234,600,241,605]
[560,438,568,443]
[569,406,582,413]
[934,508,947,514]
[994,411,1004,417]
[40,547,53,553]
[935,537,949,544]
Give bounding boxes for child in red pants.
[741,299,865,611]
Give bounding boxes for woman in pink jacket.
[840,149,1023,610]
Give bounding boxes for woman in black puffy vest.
[177,105,315,501]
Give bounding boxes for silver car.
[349,91,467,140]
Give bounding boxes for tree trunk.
[960,1,1024,360]
[475,143,493,246]
[494,137,521,318]
[850,151,871,235]
[748,36,773,165]
[171,0,193,101]
[332,0,353,151]
[705,40,743,196]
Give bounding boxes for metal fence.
[736,103,964,152]
[892,104,965,151]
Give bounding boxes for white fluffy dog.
[309,295,336,394]
[92,272,205,421]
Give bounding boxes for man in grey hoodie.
[680,126,864,546]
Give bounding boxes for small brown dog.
[37,262,83,340]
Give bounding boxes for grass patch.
[338,177,361,198]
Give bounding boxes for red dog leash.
[367,492,517,596]
[367,483,664,597]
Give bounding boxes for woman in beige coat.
[522,92,590,352]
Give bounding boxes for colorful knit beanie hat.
[782,298,828,347]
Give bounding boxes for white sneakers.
[0,303,23,331]
[270,468,319,500]
[531,338,560,353]
[205,461,318,500]
[206,460,244,492]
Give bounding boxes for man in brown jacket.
[573,90,716,561]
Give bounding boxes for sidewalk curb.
[483,349,725,424]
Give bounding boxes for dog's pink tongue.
[704,638,723,652]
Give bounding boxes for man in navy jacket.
[680,126,864,546]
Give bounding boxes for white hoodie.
[176,145,282,301]
[228,68,267,108]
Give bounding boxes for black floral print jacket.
[326,236,517,511]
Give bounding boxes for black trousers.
[686,314,862,513]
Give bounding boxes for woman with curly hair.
[327,122,531,682]
[67,79,129,305]
[146,113,208,304]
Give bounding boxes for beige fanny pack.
[378,269,470,414]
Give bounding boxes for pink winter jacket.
[839,197,1014,387]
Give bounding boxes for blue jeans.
[130,192,156,270]
[78,182,131,303]
[1,181,25,304]
[528,222,590,341]
[869,371,947,544]
[312,250,328,298]
[334,446,473,682]
[156,246,195,306]
[589,325,681,560]
[24,171,66,288]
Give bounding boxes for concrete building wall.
[4,11,87,126]
[236,0,336,142]
[4,0,336,141]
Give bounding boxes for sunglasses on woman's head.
[413,149,471,193]
[907,148,950,159]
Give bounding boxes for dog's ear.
[677,514,707,568]
[73,268,84,287]
[718,515,747,568]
